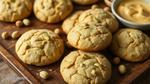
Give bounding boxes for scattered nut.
[1,32,9,39]
[23,19,31,26]
[118,64,127,74]
[103,7,110,11]
[49,69,53,72]
[16,20,23,27]
[39,71,49,79]
[113,57,121,65]
[54,28,61,34]
[11,31,21,39]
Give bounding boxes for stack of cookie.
[60,6,119,84]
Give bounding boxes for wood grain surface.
[0,2,150,84]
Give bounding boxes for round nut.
[11,31,21,39]
[39,71,49,79]
[54,28,61,35]
[113,57,121,65]
[1,32,9,39]
[16,20,23,27]
[23,19,31,26]
[118,64,127,74]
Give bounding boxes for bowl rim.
[111,0,150,26]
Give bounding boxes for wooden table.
[0,2,150,84]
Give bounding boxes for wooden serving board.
[0,2,150,84]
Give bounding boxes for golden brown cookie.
[60,50,112,84]
[73,0,98,5]
[78,7,119,33]
[15,29,64,66]
[34,0,73,23]
[0,0,32,22]
[111,29,150,62]
[67,22,112,51]
[62,11,83,34]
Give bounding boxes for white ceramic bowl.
[111,0,150,30]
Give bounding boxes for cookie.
[60,50,112,84]
[15,29,64,66]
[78,7,119,33]
[62,11,83,34]
[34,0,73,23]
[0,0,32,22]
[73,0,98,5]
[67,22,112,51]
[111,29,150,62]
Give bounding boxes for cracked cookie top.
[34,0,73,23]
[72,0,98,5]
[67,22,112,51]
[78,8,119,33]
[62,11,83,34]
[0,0,32,22]
[111,29,150,62]
[15,29,64,66]
[60,50,111,84]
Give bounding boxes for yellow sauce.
[117,0,150,24]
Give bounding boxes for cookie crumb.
[54,28,61,35]
[16,20,23,27]
[113,57,120,65]
[39,71,49,79]
[103,7,110,11]
[1,32,9,39]
[11,31,21,39]
[23,19,31,26]
[118,64,127,74]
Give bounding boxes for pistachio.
[23,18,31,26]
[113,57,121,65]
[16,20,23,27]
[39,71,49,79]
[118,64,127,74]
[11,31,21,39]
[1,32,9,39]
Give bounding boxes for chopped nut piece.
[94,63,99,67]
[23,19,31,26]
[1,32,9,39]
[16,20,23,27]
[113,57,121,65]
[11,31,21,39]
[118,64,127,74]
[39,71,49,79]
[91,70,96,76]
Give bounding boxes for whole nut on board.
[1,32,9,39]
[11,31,21,39]
[16,20,23,27]
[39,71,49,79]
[23,19,31,26]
